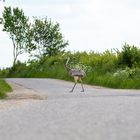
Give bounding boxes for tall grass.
[2,46,140,89]
[0,79,12,99]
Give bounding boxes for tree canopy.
[0,6,69,65]
[1,6,29,66]
[28,17,69,58]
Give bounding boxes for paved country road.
[1,78,140,140]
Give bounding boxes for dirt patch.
[6,82,45,100]
[0,82,46,111]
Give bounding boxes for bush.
[117,43,140,68]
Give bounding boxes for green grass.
[84,70,140,89]
[6,62,140,89]
[3,53,140,89]
[0,79,12,99]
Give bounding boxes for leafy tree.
[0,6,30,66]
[28,17,68,58]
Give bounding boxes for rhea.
[65,57,86,92]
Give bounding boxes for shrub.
[117,43,140,68]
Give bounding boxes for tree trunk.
[11,36,16,66]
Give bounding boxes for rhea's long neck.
[65,57,71,70]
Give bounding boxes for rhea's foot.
[69,90,73,92]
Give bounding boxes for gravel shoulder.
[0,82,45,111]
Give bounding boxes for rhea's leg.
[79,78,84,92]
[70,76,78,92]
[70,83,77,92]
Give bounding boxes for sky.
[0,0,140,68]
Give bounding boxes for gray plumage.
[65,57,86,77]
[65,57,86,92]
[69,69,86,77]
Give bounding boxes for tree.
[28,17,68,58]
[0,6,29,66]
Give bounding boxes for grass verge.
[0,79,12,99]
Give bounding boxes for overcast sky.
[0,0,140,67]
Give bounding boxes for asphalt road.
[1,78,140,140]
